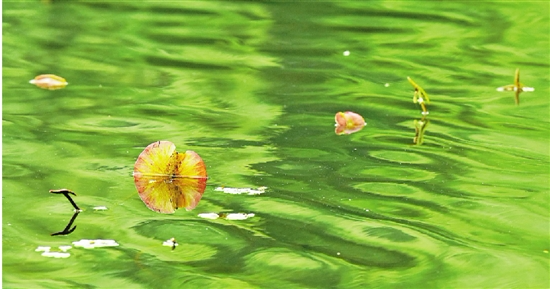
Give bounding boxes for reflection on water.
[413,116,429,145]
[50,211,79,236]
[3,1,549,288]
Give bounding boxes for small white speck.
[337,252,341,255]
[343,50,350,56]
[384,83,390,87]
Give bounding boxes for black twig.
[49,189,81,211]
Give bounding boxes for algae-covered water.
[3,2,549,288]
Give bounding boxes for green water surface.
[3,2,549,288]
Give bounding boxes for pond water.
[2,2,549,288]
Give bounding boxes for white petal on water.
[197,212,220,219]
[35,246,51,252]
[41,251,70,258]
[93,206,108,211]
[72,239,119,249]
[215,186,267,195]
[224,213,255,220]
[162,239,178,247]
[59,246,72,252]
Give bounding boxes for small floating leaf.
[335,111,366,135]
[29,74,68,90]
[133,141,208,213]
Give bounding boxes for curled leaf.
[133,141,208,213]
[335,111,366,135]
[29,74,68,90]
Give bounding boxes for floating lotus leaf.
[133,141,208,213]
[29,74,68,90]
[335,111,366,135]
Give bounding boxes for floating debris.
[407,76,430,114]
[334,111,366,135]
[58,246,72,252]
[223,213,255,220]
[72,239,119,249]
[93,206,108,211]
[29,74,68,90]
[35,246,51,252]
[162,238,178,250]
[49,188,81,211]
[496,68,534,105]
[35,246,71,258]
[133,141,208,213]
[214,186,267,195]
[197,212,220,219]
[343,50,350,56]
[42,251,70,258]
[197,212,255,220]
